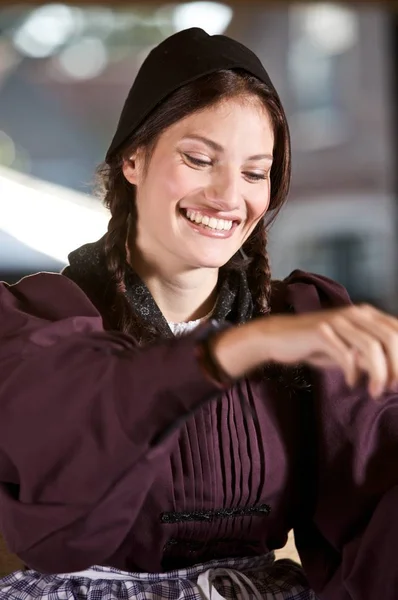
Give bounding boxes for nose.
[205,168,241,211]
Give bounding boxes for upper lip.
[182,207,242,224]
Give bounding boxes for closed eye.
[182,153,212,168]
[243,171,268,183]
[183,153,269,183]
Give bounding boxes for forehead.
[160,96,274,149]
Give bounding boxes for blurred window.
[288,3,359,150]
[296,233,386,306]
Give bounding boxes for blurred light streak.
[0,131,16,167]
[0,166,108,262]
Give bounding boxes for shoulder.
[0,272,101,326]
[0,272,106,361]
[270,269,352,315]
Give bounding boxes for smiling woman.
[94,60,290,335]
[2,26,398,600]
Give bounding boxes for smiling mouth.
[182,209,236,231]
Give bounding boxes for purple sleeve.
[284,270,398,599]
[0,274,221,573]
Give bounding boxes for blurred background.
[0,1,397,311]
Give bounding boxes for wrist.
[208,319,271,380]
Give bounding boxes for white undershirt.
[168,306,215,337]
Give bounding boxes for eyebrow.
[181,134,273,161]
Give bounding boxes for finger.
[330,315,388,399]
[346,305,398,386]
[308,322,360,388]
[357,304,398,332]
[307,353,360,388]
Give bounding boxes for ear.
[122,151,142,186]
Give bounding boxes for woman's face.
[123,96,274,272]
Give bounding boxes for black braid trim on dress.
[160,503,271,524]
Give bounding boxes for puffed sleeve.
[0,273,222,573]
[282,270,398,599]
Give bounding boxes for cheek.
[153,161,196,204]
[247,184,271,222]
[153,157,197,196]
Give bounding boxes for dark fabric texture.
[1,262,398,598]
[63,237,253,338]
[62,236,253,339]
[106,27,276,161]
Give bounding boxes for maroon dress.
[1,239,398,599]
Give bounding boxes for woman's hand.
[211,304,398,399]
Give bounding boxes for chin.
[198,262,226,270]
[191,253,235,270]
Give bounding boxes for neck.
[128,247,218,324]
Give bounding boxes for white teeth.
[184,210,234,231]
[209,217,217,229]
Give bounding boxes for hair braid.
[99,166,159,343]
[102,169,132,332]
[243,224,310,393]
[243,221,272,316]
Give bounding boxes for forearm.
[209,318,270,379]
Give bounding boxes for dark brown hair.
[98,69,291,342]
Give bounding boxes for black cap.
[106,27,275,162]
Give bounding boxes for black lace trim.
[160,503,271,524]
